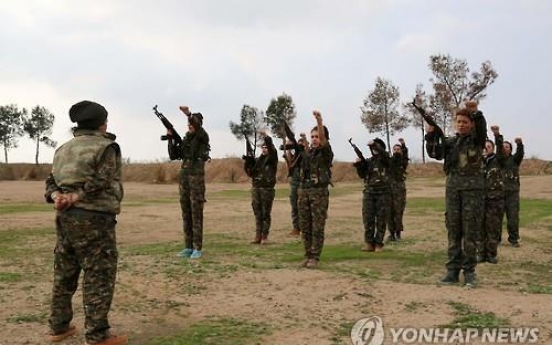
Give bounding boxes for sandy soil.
[0,175,551,345]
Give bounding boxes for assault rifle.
[348,138,367,164]
[410,98,444,139]
[153,105,182,160]
[242,132,255,177]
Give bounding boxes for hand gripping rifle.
[153,105,182,160]
[242,131,255,177]
[348,138,367,165]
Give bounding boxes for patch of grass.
[407,197,445,214]
[404,301,424,312]
[443,302,509,329]
[0,203,52,214]
[520,283,552,295]
[519,199,552,227]
[0,227,55,259]
[146,317,271,345]
[0,272,22,283]
[7,313,47,324]
[329,321,354,344]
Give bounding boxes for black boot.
[464,271,478,288]
[487,256,498,264]
[395,231,402,240]
[476,255,487,263]
[386,232,397,242]
[440,270,460,285]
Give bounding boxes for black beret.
[69,101,108,129]
[188,112,203,129]
[373,138,386,150]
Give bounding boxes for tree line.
[230,53,498,163]
[0,105,56,164]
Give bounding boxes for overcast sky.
[2,0,551,164]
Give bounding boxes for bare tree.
[0,104,26,163]
[229,104,266,155]
[404,84,430,163]
[428,54,498,134]
[361,77,409,151]
[265,93,297,139]
[23,105,57,165]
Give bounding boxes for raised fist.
[515,137,522,144]
[465,101,478,112]
[398,138,405,144]
[179,106,191,116]
[490,125,500,135]
[313,110,322,120]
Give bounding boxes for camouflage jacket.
[390,143,409,183]
[354,151,392,193]
[248,136,278,189]
[180,127,211,173]
[485,133,506,198]
[45,129,123,214]
[299,143,334,189]
[425,111,487,190]
[503,141,524,192]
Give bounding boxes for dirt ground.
[1,176,552,345]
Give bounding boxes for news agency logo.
[350,316,385,345]
[350,316,540,344]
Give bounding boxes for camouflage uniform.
[174,124,210,252]
[354,144,392,247]
[425,110,487,282]
[478,134,505,261]
[298,143,333,262]
[389,143,409,240]
[245,136,278,241]
[501,141,524,245]
[45,127,123,344]
[285,148,303,233]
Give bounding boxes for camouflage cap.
[69,101,108,129]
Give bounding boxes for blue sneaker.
[177,248,193,258]
[190,249,202,259]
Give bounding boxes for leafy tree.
[0,104,26,163]
[405,84,430,163]
[23,105,57,165]
[229,104,265,155]
[428,54,498,135]
[360,77,409,151]
[265,93,297,139]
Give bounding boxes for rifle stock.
[153,105,183,160]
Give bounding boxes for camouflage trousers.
[445,188,484,273]
[179,170,206,250]
[251,187,276,237]
[478,195,504,258]
[389,181,406,235]
[289,179,300,231]
[298,187,329,260]
[362,190,391,245]
[49,208,118,344]
[502,190,520,244]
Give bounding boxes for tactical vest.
[364,154,391,191]
[444,135,484,190]
[251,153,277,188]
[502,155,521,191]
[53,130,123,214]
[300,145,333,188]
[485,154,504,196]
[181,128,210,172]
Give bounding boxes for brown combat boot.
[250,234,262,244]
[85,335,129,345]
[289,229,301,236]
[50,324,76,342]
[306,259,319,269]
[260,234,269,245]
[361,243,375,252]
[374,244,384,252]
